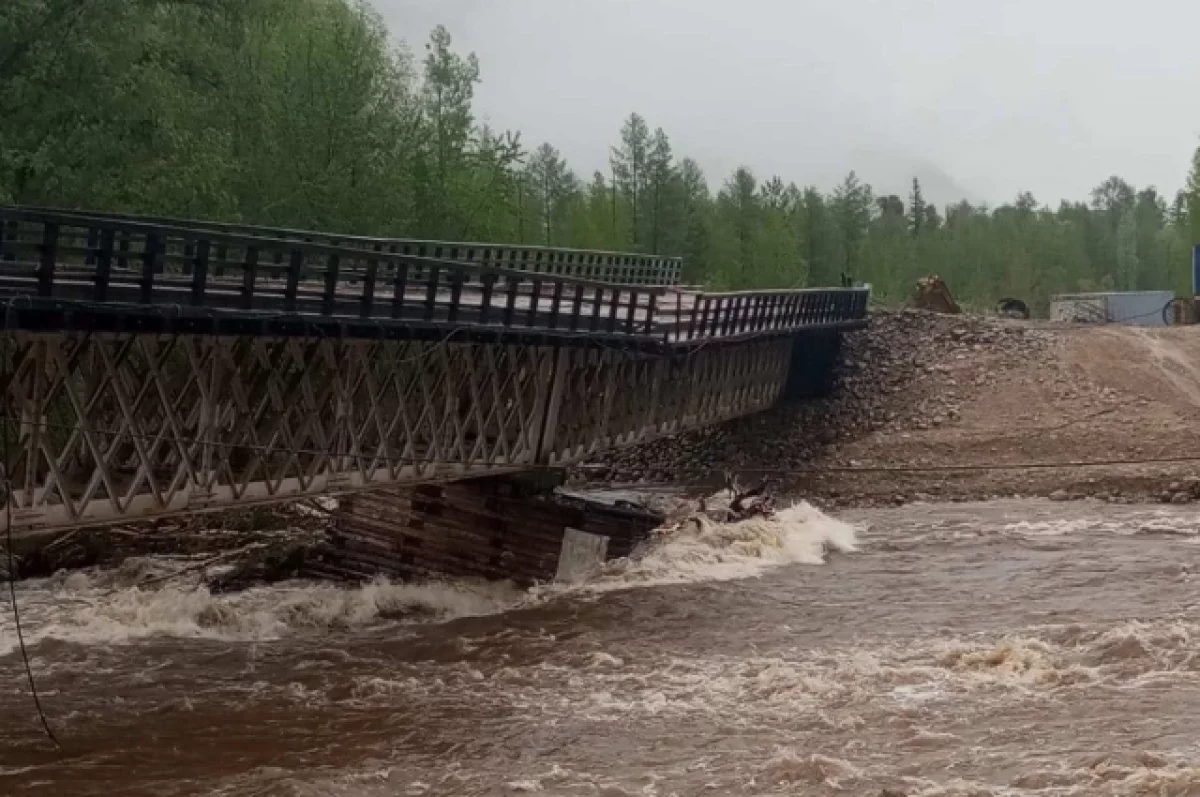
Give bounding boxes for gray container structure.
[1049,291,1174,327]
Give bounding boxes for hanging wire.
[2,298,61,750]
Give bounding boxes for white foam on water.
[754,748,862,790]
[429,651,879,727]
[2,499,860,656]
[0,573,526,656]
[1059,759,1200,796]
[993,753,1200,796]
[571,500,860,592]
[890,683,948,706]
[1002,518,1103,537]
[273,760,624,797]
[901,779,1009,796]
[1000,508,1200,540]
[1062,618,1200,677]
[932,636,1097,688]
[404,618,1195,732]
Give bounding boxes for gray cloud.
[377,0,1200,207]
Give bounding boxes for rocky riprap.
[574,309,1052,486]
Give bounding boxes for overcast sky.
[377,0,1200,208]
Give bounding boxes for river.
[3,498,1200,796]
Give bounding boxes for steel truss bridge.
[0,206,868,532]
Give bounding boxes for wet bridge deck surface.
[0,206,867,348]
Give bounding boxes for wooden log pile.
[305,475,664,586]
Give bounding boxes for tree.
[922,204,943,233]
[413,25,482,237]
[675,158,711,282]
[877,195,904,219]
[610,112,651,248]
[462,125,525,240]
[801,188,842,287]
[754,204,804,287]
[1186,144,1200,256]
[908,178,927,237]
[645,127,676,254]
[0,0,246,212]
[526,142,578,245]
[1132,187,1168,290]
[761,177,788,210]
[236,0,420,232]
[1116,207,1140,290]
[1170,189,1189,229]
[573,171,624,250]
[1092,175,1137,216]
[713,167,761,286]
[831,171,873,279]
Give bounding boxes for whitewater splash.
[0,501,858,655]
[0,569,526,657]
[580,500,859,591]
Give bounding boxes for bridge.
[0,205,867,535]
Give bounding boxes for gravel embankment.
[578,310,1200,507]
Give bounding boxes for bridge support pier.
[307,472,663,586]
[781,331,843,402]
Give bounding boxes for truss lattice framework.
[0,332,793,530]
[544,337,793,464]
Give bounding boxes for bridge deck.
[0,207,867,348]
[7,206,685,285]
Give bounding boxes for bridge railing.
[0,207,676,336]
[3,206,682,286]
[653,288,870,342]
[0,207,868,345]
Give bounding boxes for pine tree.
[577,171,623,249]
[526,142,578,245]
[414,25,481,238]
[760,176,788,210]
[1185,144,1200,258]
[676,158,711,282]
[646,127,676,254]
[801,188,841,287]
[908,178,927,237]
[712,167,762,286]
[610,113,651,248]
[1116,207,1140,291]
[922,205,942,232]
[831,171,873,280]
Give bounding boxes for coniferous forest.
[4,1,1200,310]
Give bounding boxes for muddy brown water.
[4,499,1200,796]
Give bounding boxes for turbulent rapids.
[5,498,1200,796]
[0,500,856,655]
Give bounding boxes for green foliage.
[1,2,1196,308]
[525,143,578,245]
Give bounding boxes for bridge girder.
[0,331,791,532]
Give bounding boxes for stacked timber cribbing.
[306,476,663,585]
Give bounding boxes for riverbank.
[578,310,1200,508]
